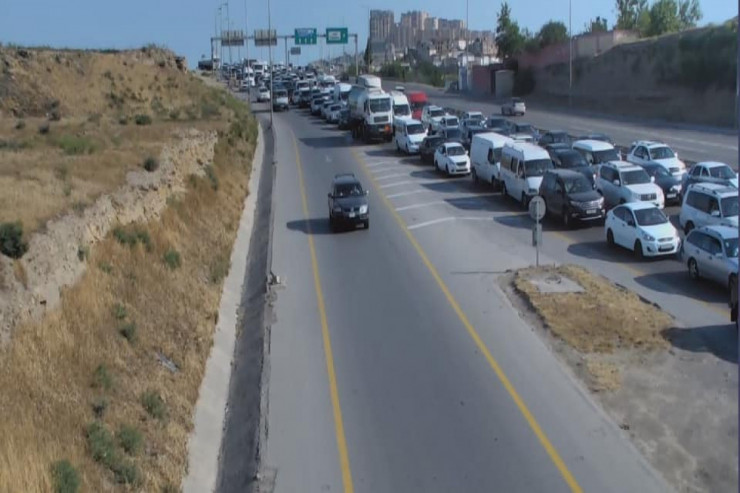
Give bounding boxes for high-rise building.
[369,10,394,41]
[424,17,439,31]
[400,10,428,31]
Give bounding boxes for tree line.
[496,0,703,59]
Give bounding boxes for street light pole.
[267,0,274,127]
[568,0,573,107]
[244,0,249,66]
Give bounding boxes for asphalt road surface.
[382,80,738,168]
[256,100,683,493]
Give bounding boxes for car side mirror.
[327,193,333,199]
[711,210,720,217]
[613,179,621,186]
[365,190,369,196]
[650,176,655,183]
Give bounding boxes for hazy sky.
[1,0,734,67]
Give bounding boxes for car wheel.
[607,229,615,247]
[684,221,694,235]
[521,193,528,209]
[396,141,401,153]
[562,208,571,228]
[688,258,699,280]
[501,182,508,200]
[472,169,478,184]
[634,240,644,260]
[329,216,336,232]
[364,219,370,229]
[447,165,451,176]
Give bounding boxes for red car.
[408,91,428,120]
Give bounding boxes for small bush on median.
[0,222,28,259]
[112,226,152,250]
[143,156,159,172]
[116,424,143,455]
[86,421,116,466]
[56,135,96,155]
[15,120,25,130]
[112,303,127,320]
[92,397,108,418]
[163,248,181,270]
[141,390,167,420]
[38,123,50,135]
[51,459,80,493]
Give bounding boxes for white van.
[500,142,554,205]
[572,139,621,166]
[357,74,382,89]
[333,83,352,104]
[394,119,427,154]
[470,132,513,188]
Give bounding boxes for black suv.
[549,148,597,186]
[539,169,605,228]
[328,173,370,231]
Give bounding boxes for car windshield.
[512,98,523,103]
[447,146,466,156]
[634,207,668,226]
[557,151,588,168]
[407,124,425,135]
[431,109,445,117]
[548,133,569,143]
[593,149,620,163]
[394,104,411,116]
[564,176,592,194]
[335,183,364,197]
[486,118,506,128]
[524,159,552,177]
[621,169,651,185]
[721,197,739,217]
[467,114,483,122]
[369,98,391,113]
[445,129,462,139]
[710,166,736,179]
[724,238,739,258]
[650,146,675,159]
[646,165,671,178]
[444,118,459,126]
[516,124,534,134]
[426,137,444,147]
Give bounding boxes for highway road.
[255,100,687,493]
[382,81,738,168]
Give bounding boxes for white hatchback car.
[605,202,681,259]
[434,142,471,176]
[626,140,686,178]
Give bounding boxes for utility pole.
[354,34,358,78]
[267,0,274,127]
[226,1,232,65]
[244,0,249,66]
[568,0,573,107]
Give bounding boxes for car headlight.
[569,200,581,207]
[671,184,682,192]
[359,205,368,214]
[641,231,655,241]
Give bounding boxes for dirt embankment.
[0,45,259,492]
[529,20,737,127]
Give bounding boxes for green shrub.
[51,459,80,493]
[513,67,536,96]
[111,460,140,485]
[116,425,143,455]
[56,135,96,155]
[134,114,152,125]
[209,255,230,284]
[0,221,28,259]
[119,322,137,343]
[77,245,89,262]
[205,167,219,191]
[200,101,221,118]
[163,248,181,270]
[86,421,116,466]
[112,303,127,320]
[15,120,25,130]
[93,364,113,391]
[92,397,108,418]
[143,156,159,172]
[112,226,151,250]
[118,115,129,125]
[162,483,180,493]
[98,261,113,274]
[141,390,167,420]
[49,109,62,121]
[38,123,50,135]
[169,109,180,120]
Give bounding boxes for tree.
[585,16,609,33]
[648,0,681,36]
[678,0,702,29]
[495,1,525,59]
[615,0,649,30]
[537,21,569,48]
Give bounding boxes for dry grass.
[514,264,672,353]
[584,358,622,392]
[0,46,238,233]
[0,87,257,492]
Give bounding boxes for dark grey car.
[328,174,369,230]
[642,163,683,205]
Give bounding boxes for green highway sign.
[294,28,317,45]
[325,27,348,44]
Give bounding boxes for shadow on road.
[567,240,641,263]
[286,218,362,235]
[409,170,439,180]
[420,178,477,194]
[661,324,737,364]
[445,196,514,213]
[633,271,726,305]
[494,213,532,230]
[299,136,348,149]
[364,148,399,159]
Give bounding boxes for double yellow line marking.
[351,148,584,493]
[291,131,354,493]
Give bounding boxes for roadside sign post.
[529,196,545,268]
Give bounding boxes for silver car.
[501,97,526,116]
[683,225,738,290]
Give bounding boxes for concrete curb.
[182,122,265,493]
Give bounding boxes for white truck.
[333,83,352,105]
[347,75,393,143]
